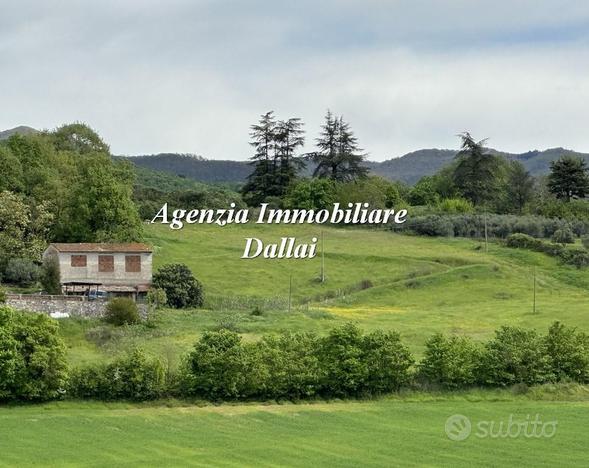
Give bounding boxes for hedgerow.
[397,214,588,239]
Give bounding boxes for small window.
[98,255,114,272]
[71,255,87,267]
[125,255,141,273]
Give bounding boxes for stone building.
[42,243,153,300]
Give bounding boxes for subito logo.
[445,414,472,441]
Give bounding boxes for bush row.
[397,214,589,239]
[3,304,588,402]
[71,321,589,401]
[506,233,589,268]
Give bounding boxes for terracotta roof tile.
[49,243,152,253]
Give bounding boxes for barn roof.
[48,243,152,253]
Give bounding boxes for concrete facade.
[43,243,153,296]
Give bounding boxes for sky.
[2,0,589,160]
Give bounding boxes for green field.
[1,388,588,467]
[61,222,589,365]
[9,223,589,466]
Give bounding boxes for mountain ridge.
[123,147,589,185]
[3,126,588,185]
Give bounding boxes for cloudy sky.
[1,1,589,160]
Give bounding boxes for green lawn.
[1,389,588,467]
[60,223,589,365]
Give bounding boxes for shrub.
[477,326,553,386]
[506,233,589,268]
[0,286,6,303]
[181,330,256,400]
[317,323,413,396]
[361,329,414,393]
[146,288,167,309]
[152,263,204,309]
[398,214,587,240]
[3,258,40,286]
[437,198,474,214]
[318,323,367,397]
[551,227,575,244]
[0,306,68,401]
[582,235,589,250]
[41,256,61,294]
[70,349,166,400]
[545,322,589,383]
[104,297,140,326]
[255,332,322,399]
[418,333,482,388]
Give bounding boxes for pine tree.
[548,155,589,202]
[275,118,305,192]
[241,112,305,205]
[452,132,502,206]
[506,161,534,213]
[312,111,368,182]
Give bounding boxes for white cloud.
[1,1,589,159]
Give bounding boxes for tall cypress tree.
[312,111,368,182]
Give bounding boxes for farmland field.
[1,389,588,467]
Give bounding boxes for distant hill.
[0,126,37,140]
[124,147,589,185]
[126,154,252,184]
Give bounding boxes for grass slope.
[60,223,589,365]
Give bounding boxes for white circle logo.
[445,414,471,441]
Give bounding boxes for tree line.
[241,110,368,205]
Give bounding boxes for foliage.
[0,126,143,246]
[0,306,68,401]
[436,198,474,214]
[452,133,506,206]
[49,122,110,154]
[506,160,535,213]
[0,191,52,267]
[311,110,368,182]
[0,287,6,303]
[69,349,166,400]
[241,111,306,206]
[146,288,167,309]
[551,227,575,244]
[3,258,41,286]
[477,326,553,386]
[544,322,589,383]
[418,333,481,388]
[548,155,589,201]
[41,255,61,294]
[255,332,322,399]
[283,178,336,210]
[401,213,587,240]
[152,263,204,309]
[104,298,140,326]
[181,329,256,399]
[408,176,440,206]
[582,235,589,250]
[506,233,589,268]
[318,323,413,396]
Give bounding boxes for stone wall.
[6,294,148,318]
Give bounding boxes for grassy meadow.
[7,223,589,466]
[1,389,588,467]
[61,222,589,365]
